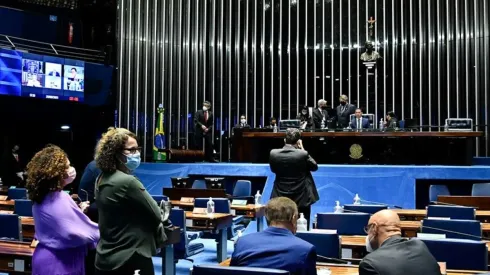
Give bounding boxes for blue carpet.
[152,238,235,275]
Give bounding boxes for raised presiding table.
[232,130,482,165]
[0,240,34,274]
[185,212,233,262]
[0,200,14,211]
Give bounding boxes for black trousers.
[195,132,214,161]
[298,205,312,230]
[85,249,96,275]
[95,254,154,275]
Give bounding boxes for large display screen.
[0,48,84,102]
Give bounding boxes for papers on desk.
[417,233,446,240]
[427,217,451,220]
[317,268,332,275]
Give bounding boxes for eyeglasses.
[364,222,400,234]
[364,223,375,234]
[124,147,141,154]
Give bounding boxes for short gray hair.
[285,128,301,145]
[317,99,327,106]
[340,94,348,101]
[265,197,298,225]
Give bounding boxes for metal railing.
[0,34,106,63]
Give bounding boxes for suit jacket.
[350,117,370,129]
[234,123,251,129]
[78,160,101,222]
[296,114,314,130]
[336,104,357,128]
[231,227,317,275]
[359,235,441,275]
[0,152,23,186]
[269,145,319,208]
[95,170,162,270]
[194,110,214,135]
[386,118,398,129]
[312,108,328,129]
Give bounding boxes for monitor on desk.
[403,118,419,129]
[279,119,300,130]
[171,177,191,189]
[205,177,225,189]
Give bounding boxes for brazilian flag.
[153,104,167,162]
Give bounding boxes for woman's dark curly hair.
[26,145,69,204]
[95,127,137,173]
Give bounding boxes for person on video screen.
[67,68,81,91]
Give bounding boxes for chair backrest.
[233,180,252,197]
[421,219,482,240]
[472,183,490,196]
[151,195,168,204]
[0,214,22,240]
[429,185,450,202]
[317,213,370,235]
[169,208,187,253]
[427,205,475,220]
[192,179,207,189]
[8,188,27,200]
[349,114,375,127]
[343,204,388,215]
[420,238,488,270]
[14,199,33,217]
[194,198,230,213]
[192,265,289,275]
[295,232,341,258]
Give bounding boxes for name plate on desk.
[231,199,247,206]
[417,233,446,240]
[445,118,473,131]
[192,207,206,214]
[180,197,195,203]
[427,217,451,220]
[0,195,7,201]
[30,239,39,248]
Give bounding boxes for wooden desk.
[171,200,266,231]
[400,220,490,238]
[220,259,487,274]
[233,131,482,165]
[394,209,490,222]
[0,200,14,211]
[185,212,233,262]
[0,186,8,196]
[438,196,490,210]
[163,188,227,201]
[0,240,34,274]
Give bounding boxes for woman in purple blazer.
[26,145,99,275]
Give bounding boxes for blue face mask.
[123,153,141,171]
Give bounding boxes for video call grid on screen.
[0,49,85,102]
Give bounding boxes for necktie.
[14,154,18,162]
[357,119,360,129]
[204,111,208,122]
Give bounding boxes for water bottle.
[206,197,215,215]
[254,190,262,205]
[444,122,449,132]
[334,200,343,213]
[353,194,361,205]
[313,214,318,229]
[133,270,141,275]
[297,213,308,232]
[379,118,384,131]
[321,119,325,130]
[273,124,278,133]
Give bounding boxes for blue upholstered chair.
[420,238,488,271]
[426,205,476,220]
[194,198,245,237]
[151,195,168,204]
[169,208,204,261]
[421,219,482,240]
[472,183,490,196]
[233,180,252,197]
[14,199,33,217]
[295,231,341,259]
[0,214,22,241]
[317,213,370,235]
[7,188,27,200]
[343,204,388,215]
[192,180,207,189]
[429,185,450,202]
[192,265,289,275]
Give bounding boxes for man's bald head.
[366,210,402,251]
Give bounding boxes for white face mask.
[202,106,208,111]
[302,111,307,115]
[240,119,246,124]
[365,235,375,252]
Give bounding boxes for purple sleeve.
[33,192,99,249]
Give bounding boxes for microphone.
[316,254,351,264]
[80,189,89,202]
[360,199,403,209]
[429,201,478,209]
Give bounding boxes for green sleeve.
[125,177,162,228]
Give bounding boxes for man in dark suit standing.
[194,101,216,162]
[350,108,370,129]
[360,210,440,275]
[269,128,319,228]
[0,144,24,187]
[231,197,317,275]
[312,99,328,129]
[336,94,357,128]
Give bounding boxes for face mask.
[124,153,141,171]
[365,235,375,253]
[203,106,208,111]
[340,101,347,106]
[240,119,246,124]
[63,166,77,186]
[321,106,326,110]
[302,111,307,115]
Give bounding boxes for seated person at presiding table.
[350,108,370,130]
[360,210,440,275]
[230,197,317,275]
